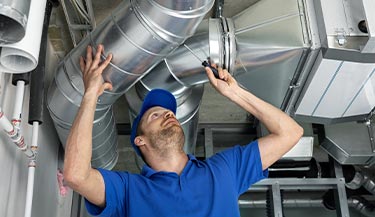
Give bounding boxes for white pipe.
[24,122,39,217]
[24,162,36,217]
[31,122,39,152]
[0,0,47,73]
[0,108,15,133]
[0,107,34,157]
[12,80,26,126]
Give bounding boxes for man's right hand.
[204,64,240,99]
[80,44,113,98]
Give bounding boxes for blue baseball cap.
[130,89,177,156]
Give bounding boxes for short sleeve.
[216,140,268,195]
[85,168,128,216]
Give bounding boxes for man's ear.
[134,136,145,147]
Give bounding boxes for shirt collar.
[141,154,200,178]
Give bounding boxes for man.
[63,44,303,217]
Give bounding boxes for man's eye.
[151,113,159,119]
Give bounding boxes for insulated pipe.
[28,0,54,125]
[0,0,30,43]
[12,73,30,86]
[47,0,214,169]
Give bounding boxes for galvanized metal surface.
[321,121,375,165]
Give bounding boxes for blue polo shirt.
[85,140,268,216]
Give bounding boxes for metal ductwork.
[47,0,214,169]
[142,0,318,109]
[135,0,317,158]
[321,121,375,165]
[0,0,30,43]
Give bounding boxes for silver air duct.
[47,0,214,169]
[136,0,315,158]
[143,0,315,108]
[140,17,236,90]
[0,0,30,43]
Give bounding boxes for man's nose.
[164,111,174,118]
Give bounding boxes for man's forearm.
[64,93,98,185]
[228,86,301,135]
[227,85,303,169]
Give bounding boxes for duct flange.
[209,17,236,72]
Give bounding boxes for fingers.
[92,44,103,67]
[103,82,113,91]
[98,82,113,95]
[82,44,112,73]
[79,56,85,73]
[98,53,113,71]
[205,66,218,85]
[220,68,229,81]
[85,46,92,72]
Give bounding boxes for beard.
[148,124,185,157]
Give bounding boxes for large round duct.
[0,0,30,43]
[141,18,236,90]
[47,0,214,169]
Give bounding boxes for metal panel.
[344,69,375,117]
[313,61,375,117]
[321,121,375,165]
[232,0,311,108]
[295,55,375,119]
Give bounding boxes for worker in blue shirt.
[63,44,303,217]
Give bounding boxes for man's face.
[139,106,185,156]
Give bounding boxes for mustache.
[161,117,179,127]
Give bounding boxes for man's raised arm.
[205,66,303,170]
[63,45,113,207]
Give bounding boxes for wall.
[0,40,72,217]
